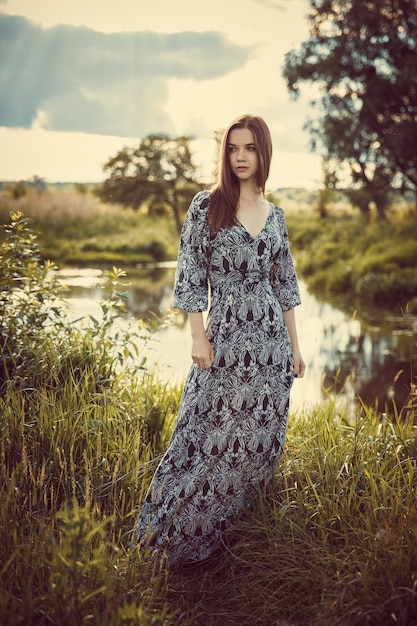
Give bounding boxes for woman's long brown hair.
[208,114,273,234]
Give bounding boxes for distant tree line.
[4,176,47,198]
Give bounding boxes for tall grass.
[286,204,417,309]
[2,393,416,625]
[1,212,416,625]
[163,409,417,626]
[0,189,179,264]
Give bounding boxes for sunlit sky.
[0,0,322,188]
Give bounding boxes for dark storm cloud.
[0,13,254,136]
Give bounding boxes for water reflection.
[58,266,416,415]
[319,312,414,416]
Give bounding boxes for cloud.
[253,0,286,11]
[0,13,254,136]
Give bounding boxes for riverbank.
[1,188,416,311]
[0,189,180,265]
[285,203,417,312]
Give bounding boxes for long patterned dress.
[135,190,301,567]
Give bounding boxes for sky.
[0,0,322,189]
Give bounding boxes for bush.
[0,211,65,392]
[6,180,28,199]
[0,211,154,395]
[0,211,183,625]
[286,207,417,306]
[356,269,417,304]
[355,240,417,275]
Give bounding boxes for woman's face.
[228,127,258,183]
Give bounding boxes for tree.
[96,134,202,232]
[283,0,417,218]
[28,175,47,193]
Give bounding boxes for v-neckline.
[237,203,273,240]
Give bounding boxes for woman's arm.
[283,308,305,378]
[188,311,214,369]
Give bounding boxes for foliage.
[6,180,28,199]
[0,211,66,392]
[286,207,417,306]
[0,210,416,625]
[5,176,47,199]
[283,0,417,217]
[0,191,179,265]
[0,211,155,396]
[47,502,111,626]
[73,182,90,194]
[95,134,203,233]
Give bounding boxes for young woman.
[135,114,305,568]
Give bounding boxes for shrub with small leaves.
[0,211,66,392]
[0,211,153,396]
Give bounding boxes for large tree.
[283,0,417,217]
[96,135,202,232]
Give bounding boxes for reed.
[285,203,417,308]
[0,189,179,264]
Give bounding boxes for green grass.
[0,189,180,265]
[286,203,417,307]
[1,210,417,625]
[1,389,416,626]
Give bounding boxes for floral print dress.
[135,190,301,567]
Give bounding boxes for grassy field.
[284,198,417,311]
[2,381,416,626]
[0,188,180,265]
[1,208,417,626]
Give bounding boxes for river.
[58,265,416,416]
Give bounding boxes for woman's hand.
[282,309,305,379]
[191,335,215,369]
[292,347,306,378]
[188,312,214,369]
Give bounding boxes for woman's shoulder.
[268,201,284,214]
[187,190,211,223]
[192,189,211,208]
[269,203,290,235]
[184,190,211,232]
[269,202,285,220]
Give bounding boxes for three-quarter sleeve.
[270,207,301,310]
[173,190,211,312]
